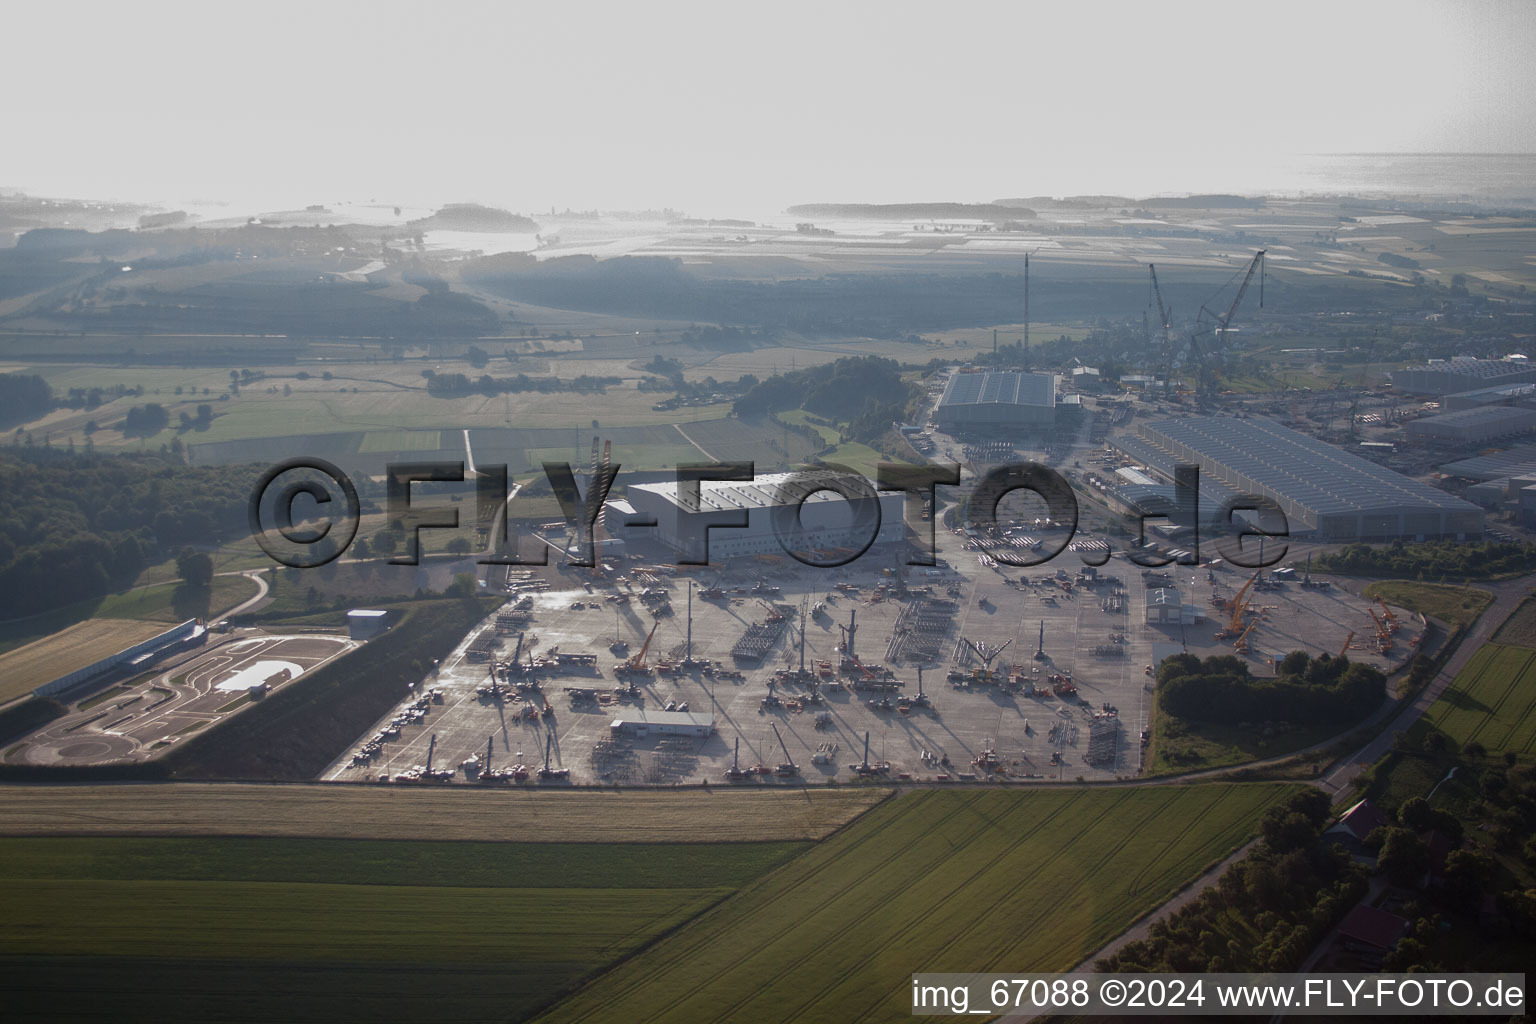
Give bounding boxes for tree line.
[0,449,263,620]
[1157,650,1384,730]
[423,371,621,397]
[733,355,923,445]
[1313,540,1536,581]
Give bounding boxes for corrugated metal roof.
[939,371,1055,409]
[1140,416,1478,518]
[1439,443,1536,481]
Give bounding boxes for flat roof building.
[1441,381,1536,413]
[1391,358,1536,396]
[1144,587,1202,625]
[1404,406,1536,445]
[1137,416,1482,542]
[609,709,716,738]
[1439,443,1536,481]
[936,371,1057,431]
[625,469,907,564]
[347,609,389,640]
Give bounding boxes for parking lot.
[321,522,1413,787]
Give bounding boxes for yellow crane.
[1234,618,1259,653]
[1367,607,1393,651]
[624,622,659,673]
[1217,572,1260,638]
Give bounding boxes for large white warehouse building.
[1137,416,1483,542]
[620,469,908,563]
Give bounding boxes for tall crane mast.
[1201,249,1266,341]
[1149,263,1174,388]
[771,723,799,775]
[838,608,857,660]
[1191,249,1266,397]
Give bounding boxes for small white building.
[347,609,389,640]
[1144,588,1204,626]
[609,709,716,738]
[1145,587,1183,624]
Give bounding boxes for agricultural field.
[1490,597,1536,650]
[357,428,445,452]
[1415,643,1536,758]
[34,364,738,453]
[1361,580,1494,633]
[0,618,167,703]
[0,783,890,842]
[534,784,1292,1024]
[0,835,803,1024]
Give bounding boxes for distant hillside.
[785,202,1034,221]
[408,203,539,233]
[996,196,1131,209]
[1142,195,1265,209]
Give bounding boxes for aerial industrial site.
[2,5,1533,1017]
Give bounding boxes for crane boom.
[1149,263,1174,383]
[629,622,659,669]
[1202,250,1266,333]
[772,723,794,765]
[1224,571,1260,635]
[1189,250,1265,397]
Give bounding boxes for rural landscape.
[3,2,1536,1021]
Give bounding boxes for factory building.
[1390,357,1536,397]
[935,371,1058,432]
[1440,381,1536,413]
[1439,444,1536,482]
[623,469,908,563]
[1136,416,1483,542]
[1521,484,1536,530]
[1404,406,1536,445]
[1463,474,1536,509]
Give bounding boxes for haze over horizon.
[4,0,1534,214]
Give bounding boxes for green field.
[1416,643,1536,758]
[0,836,807,889]
[819,440,894,479]
[1149,714,1342,776]
[0,572,262,658]
[0,836,807,1023]
[535,784,1291,1024]
[526,443,705,472]
[358,428,445,452]
[1361,580,1493,632]
[93,574,260,623]
[775,408,839,445]
[1490,597,1536,649]
[4,879,720,963]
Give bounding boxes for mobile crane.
[771,723,799,777]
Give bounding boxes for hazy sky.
[4,0,1533,213]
